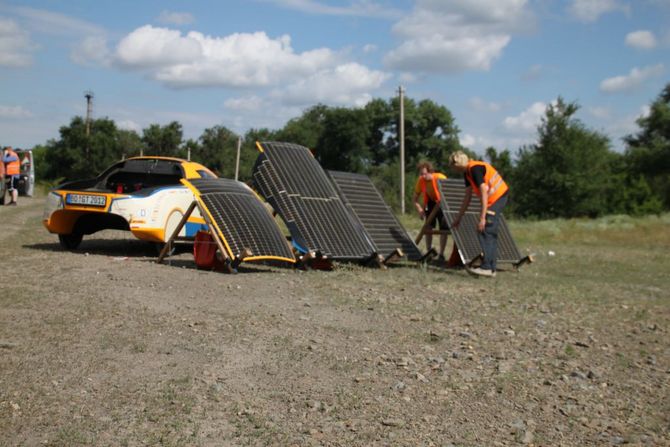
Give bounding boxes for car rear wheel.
[59,233,83,250]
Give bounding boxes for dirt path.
[1,196,668,446]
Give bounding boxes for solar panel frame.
[328,170,423,262]
[438,178,523,265]
[183,178,295,264]
[252,142,376,260]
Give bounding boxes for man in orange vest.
[412,161,448,261]
[2,146,20,206]
[449,151,509,277]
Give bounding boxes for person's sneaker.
[466,267,495,277]
[437,254,445,263]
[8,202,16,206]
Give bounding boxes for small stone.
[504,329,516,336]
[570,370,588,380]
[381,418,404,427]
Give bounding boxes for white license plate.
[66,193,107,207]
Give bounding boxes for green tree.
[624,83,670,209]
[275,104,328,150]
[314,107,371,172]
[141,121,183,156]
[44,116,124,181]
[513,98,616,218]
[193,125,239,177]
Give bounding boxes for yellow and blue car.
[43,157,215,250]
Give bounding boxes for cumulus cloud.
[588,106,612,119]
[224,96,266,111]
[112,25,389,107]
[117,119,141,133]
[469,97,502,113]
[503,101,547,132]
[157,10,195,26]
[0,18,35,67]
[71,35,111,66]
[521,64,544,81]
[568,0,630,23]
[272,63,390,106]
[261,0,402,19]
[600,64,665,93]
[625,30,657,50]
[0,104,32,118]
[384,0,533,74]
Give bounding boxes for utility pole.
[234,137,242,181]
[398,85,406,214]
[84,91,94,157]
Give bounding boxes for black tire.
[59,233,83,250]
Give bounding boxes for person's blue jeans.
[479,194,508,271]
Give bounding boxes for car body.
[43,156,215,249]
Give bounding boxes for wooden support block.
[513,254,534,269]
[231,248,253,270]
[157,201,197,263]
[419,247,438,263]
[383,248,404,265]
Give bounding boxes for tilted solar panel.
[328,170,423,261]
[252,141,376,260]
[182,178,295,264]
[438,178,523,265]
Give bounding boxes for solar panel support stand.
[157,200,234,273]
[513,254,534,269]
[382,248,404,266]
[362,252,385,269]
[296,250,332,271]
[231,248,254,270]
[157,201,198,263]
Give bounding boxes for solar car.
[43,156,215,250]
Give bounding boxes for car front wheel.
[59,233,83,250]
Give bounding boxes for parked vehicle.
[43,156,216,250]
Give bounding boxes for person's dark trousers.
[478,193,508,271]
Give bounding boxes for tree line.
[31,83,670,219]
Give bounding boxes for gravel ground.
[1,197,669,446]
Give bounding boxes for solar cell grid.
[252,142,376,260]
[329,170,423,261]
[185,178,294,263]
[438,178,522,265]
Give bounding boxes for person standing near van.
[3,146,20,205]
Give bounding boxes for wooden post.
[157,201,197,263]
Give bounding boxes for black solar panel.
[183,178,295,264]
[252,142,376,260]
[328,170,423,261]
[438,178,523,265]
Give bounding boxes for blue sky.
[1,0,668,155]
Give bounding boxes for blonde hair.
[449,151,469,169]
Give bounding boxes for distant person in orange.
[449,151,509,277]
[412,161,448,261]
[0,148,5,204]
[2,146,20,205]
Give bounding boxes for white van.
[16,149,34,197]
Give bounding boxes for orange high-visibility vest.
[418,172,447,205]
[5,150,20,176]
[465,161,508,207]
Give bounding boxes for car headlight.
[43,191,64,220]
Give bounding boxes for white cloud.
[113,25,390,108]
[568,0,630,23]
[224,96,266,111]
[71,35,110,66]
[384,0,533,74]
[600,64,665,93]
[503,101,547,132]
[117,119,141,133]
[272,63,390,106]
[261,0,403,19]
[0,18,35,67]
[469,97,502,113]
[0,104,32,118]
[521,64,544,81]
[11,6,105,36]
[157,10,195,26]
[459,133,476,148]
[362,43,377,53]
[625,30,657,50]
[588,106,612,119]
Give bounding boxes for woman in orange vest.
[411,161,448,261]
[449,151,509,277]
[2,146,20,206]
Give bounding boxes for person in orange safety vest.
[449,150,509,277]
[411,161,448,261]
[2,146,20,205]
